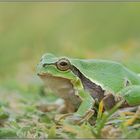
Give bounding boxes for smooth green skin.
[37,53,140,116]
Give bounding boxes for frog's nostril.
[43,63,47,67]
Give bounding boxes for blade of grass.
[93,101,123,138]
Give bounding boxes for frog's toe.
[63,109,95,124]
[54,113,82,124]
[55,113,73,123]
[124,106,140,126]
[64,114,82,124]
[55,109,95,124]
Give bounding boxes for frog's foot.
[55,113,73,123]
[124,106,140,126]
[56,109,95,124]
[115,108,136,118]
[118,106,138,116]
[74,109,95,124]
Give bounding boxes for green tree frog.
[36,53,140,123]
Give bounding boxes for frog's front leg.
[70,90,95,124]
[63,109,95,124]
[57,90,95,124]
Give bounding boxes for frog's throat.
[70,65,105,102]
[38,72,81,109]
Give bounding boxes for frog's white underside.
[39,73,80,107]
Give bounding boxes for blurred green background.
[0,2,140,84]
[0,2,140,139]
[0,3,140,138]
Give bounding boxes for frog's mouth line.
[37,73,53,78]
[37,72,73,82]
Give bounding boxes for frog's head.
[36,53,77,82]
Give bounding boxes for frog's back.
[70,58,140,93]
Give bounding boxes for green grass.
[0,82,140,139]
[0,3,140,138]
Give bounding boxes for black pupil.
[60,61,68,66]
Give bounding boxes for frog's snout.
[37,73,47,78]
[37,72,53,79]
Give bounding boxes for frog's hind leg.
[97,93,127,118]
[119,85,140,126]
[119,85,140,106]
[102,94,117,110]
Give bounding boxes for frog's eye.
[56,58,70,71]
